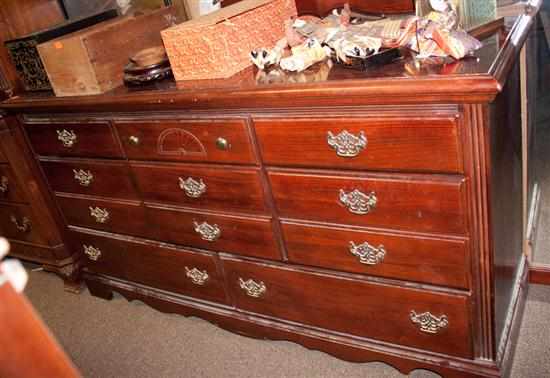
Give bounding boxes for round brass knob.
[129,136,140,145]
[216,137,230,150]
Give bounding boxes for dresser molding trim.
[83,268,527,378]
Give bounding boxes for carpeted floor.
[23,269,550,378]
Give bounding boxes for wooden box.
[38,7,179,97]
[4,9,119,91]
[161,0,297,81]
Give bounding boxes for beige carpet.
[23,269,550,378]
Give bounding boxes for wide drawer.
[0,164,26,203]
[57,195,146,237]
[222,257,473,358]
[282,221,469,289]
[73,229,227,304]
[254,117,462,173]
[41,159,138,200]
[0,203,47,244]
[269,170,467,235]
[115,119,256,164]
[146,205,281,261]
[132,163,267,214]
[25,122,124,158]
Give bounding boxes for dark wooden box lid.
[296,0,415,16]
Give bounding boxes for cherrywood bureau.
[0,7,537,377]
[0,113,79,290]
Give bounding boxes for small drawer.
[0,164,26,203]
[282,221,470,289]
[132,162,267,214]
[269,170,467,235]
[115,119,256,164]
[222,257,473,358]
[41,159,138,200]
[73,230,228,304]
[25,122,124,158]
[0,203,47,244]
[57,195,146,237]
[146,205,281,261]
[254,117,462,173]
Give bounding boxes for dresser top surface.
[0,12,533,113]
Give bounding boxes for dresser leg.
[85,279,114,300]
[63,279,83,294]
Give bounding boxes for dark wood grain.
[40,158,138,200]
[0,202,48,244]
[269,170,467,235]
[131,162,267,214]
[222,256,473,358]
[146,204,281,261]
[296,0,414,16]
[56,194,146,237]
[254,116,463,174]
[0,163,27,203]
[25,121,124,158]
[282,221,470,289]
[115,119,257,165]
[72,228,228,304]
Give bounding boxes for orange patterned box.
[161,0,297,81]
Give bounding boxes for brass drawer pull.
[0,176,8,193]
[83,245,101,261]
[193,221,221,242]
[10,215,31,233]
[410,311,449,334]
[73,169,94,187]
[216,137,230,150]
[327,130,367,157]
[179,177,206,198]
[57,129,77,148]
[339,189,377,215]
[185,267,209,285]
[239,278,266,298]
[128,135,140,145]
[349,241,386,265]
[89,207,110,224]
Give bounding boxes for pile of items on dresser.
[250,0,483,73]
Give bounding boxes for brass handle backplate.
[83,245,101,261]
[193,221,221,242]
[179,177,206,198]
[73,169,94,187]
[239,278,266,298]
[10,215,31,233]
[0,176,8,194]
[327,130,367,157]
[57,129,77,148]
[89,207,110,224]
[185,267,209,285]
[410,311,449,334]
[349,241,386,265]
[339,189,377,215]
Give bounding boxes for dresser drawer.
[41,159,138,200]
[0,203,47,244]
[282,221,469,289]
[270,171,467,235]
[73,230,228,304]
[115,119,256,164]
[0,164,26,203]
[132,163,267,214]
[25,122,124,158]
[146,205,281,260]
[222,257,472,358]
[57,195,146,237]
[254,117,462,173]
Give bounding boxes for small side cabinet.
[0,113,80,291]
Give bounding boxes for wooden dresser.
[0,113,79,290]
[0,7,536,377]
